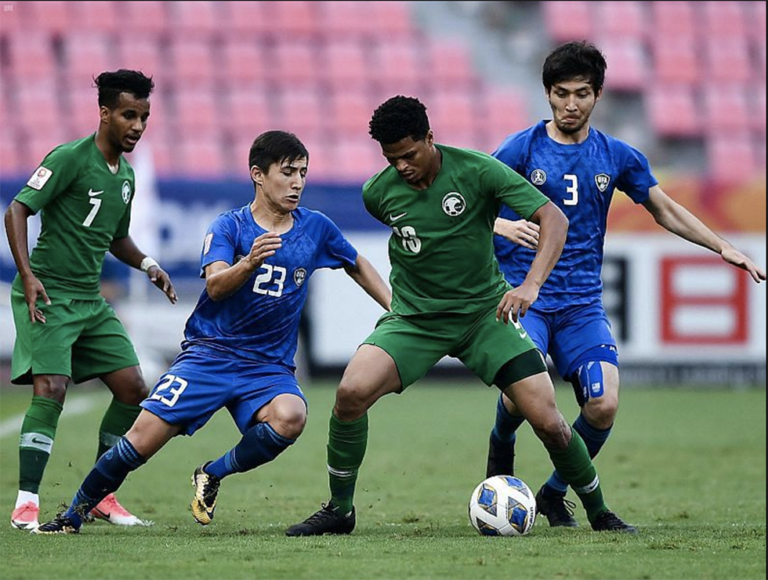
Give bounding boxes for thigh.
[549,303,618,381]
[140,350,238,436]
[11,289,83,383]
[361,313,452,389]
[517,308,551,356]
[457,306,540,386]
[72,299,140,384]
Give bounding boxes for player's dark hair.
[249,131,308,172]
[95,69,154,108]
[542,41,606,94]
[369,95,430,145]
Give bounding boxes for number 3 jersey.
[492,121,658,311]
[12,135,136,298]
[362,144,548,316]
[182,205,358,369]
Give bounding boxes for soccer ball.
[468,475,536,536]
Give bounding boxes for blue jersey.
[181,205,358,368]
[492,121,657,310]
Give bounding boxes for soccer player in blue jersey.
[485,41,766,528]
[33,130,392,534]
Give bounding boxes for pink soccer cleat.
[11,502,40,530]
[91,493,153,526]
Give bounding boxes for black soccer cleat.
[590,510,637,534]
[536,485,579,527]
[285,503,356,537]
[485,434,515,478]
[32,514,80,535]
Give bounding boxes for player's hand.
[246,232,282,268]
[495,219,540,250]
[721,247,766,283]
[22,275,51,324]
[147,266,178,304]
[496,283,540,324]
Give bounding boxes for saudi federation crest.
[442,192,466,217]
[530,169,547,186]
[121,180,132,203]
[594,173,611,192]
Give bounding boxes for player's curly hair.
[369,95,430,145]
[95,69,154,108]
[542,41,606,95]
[249,130,308,173]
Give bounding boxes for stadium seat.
[122,1,170,35]
[753,82,766,137]
[167,38,216,84]
[480,88,530,150]
[703,86,750,134]
[748,1,766,43]
[369,41,424,96]
[14,83,62,136]
[701,1,746,39]
[651,37,700,86]
[0,123,23,176]
[67,1,120,34]
[222,87,273,137]
[26,127,69,168]
[220,1,269,36]
[16,1,71,34]
[5,32,57,80]
[650,1,696,41]
[267,41,322,88]
[646,86,701,138]
[428,91,477,135]
[172,88,221,139]
[368,1,416,37]
[705,38,752,83]
[62,34,116,88]
[332,138,383,183]
[67,87,101,137]
[219,39,265,84]
[600,38,647,92]
[316,1,377,39]
[118,34,163,79]
[541,1,592,43]
[273,89,327,138]
[167,1,222,37]
[322,40,374,93]
[707,135,756,185]
[176,138,228,177]
[423,39,477,89]
[269,1,322,38]
[328,89,374,135]
[595,1,647,40]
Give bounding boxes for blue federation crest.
[595,173,611,192]
[530,169,547,186]
[293,268,307,287]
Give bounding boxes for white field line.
[0,395,102,439]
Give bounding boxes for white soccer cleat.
[11,502,40,530]
[91,493,153,526]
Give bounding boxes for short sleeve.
[200,212,238,276]
[14,146,79,213]
[315,214,358,270]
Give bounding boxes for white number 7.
[82,198,102,227]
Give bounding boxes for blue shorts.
[520,302,619,382]
[140,348,306,436]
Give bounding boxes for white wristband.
[140,257,160,273]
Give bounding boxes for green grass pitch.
[0,381,765,580]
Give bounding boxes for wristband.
[140,257,160,273]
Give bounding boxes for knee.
[271,406,307,440]
[124,379,150,406]
[334,380,371,421]
[34,377,68,403]
[583,394,618,430]
[532,414,571,450]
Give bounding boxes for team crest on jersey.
[442,192,466,217]
[27,166,53,190]
[121,180,132,203]
[594,173,611,192]
[293,268,307,287]
[531,169,547,185]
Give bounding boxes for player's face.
[252,157,308,213]
[101,92,150,153]
[380,132,437,189]
[546,78,600,136]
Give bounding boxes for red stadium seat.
[122,1,170,35]
[707,135,756,185]
[167,1,223,37]
[67,1,120,34]
[219,39,266,84]
[424,39,477,89]
[176,138,228,178]
[368,1,416,37]
[0,124,24,176]
[62,34,117,88]
[273,89,327,137]
[651,1,696,41]
[600,38,647,92]
[322,40,374,93]
[167,38,216,84]
[331,138,383,183]
[316,2,377,39]
[268,1,322,38]
[596,1,647,40]
[220,1,269,36]
[222,87,273,137]
[369,41,424,96]
[541,1,592,43]
[646,86,701,138]
[14,83,61,135]
[428,91,477,135]
[705,38,751,83]
[651,37,700,86]
[118,34,163,79]
[173,88,220,138]
[703,86,750,134]
[328,89,375,135]
[701,1,746,39]
[5,32,56,80]
[267,41,322,88]
[480,88,530,150]
[16,1,71,34]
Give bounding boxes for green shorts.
[362,306,545,389]
[11,289,140,385]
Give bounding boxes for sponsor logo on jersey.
[203,233,214,255]
[88,188,104,197]
[389,212,408,222]
[442,192,466,217]
[530,169,547,185]
[595,173,611,192]
[26,166,53,190]
[294,268,307,287]
[121,180,132,203]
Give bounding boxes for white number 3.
[564,174,579,206]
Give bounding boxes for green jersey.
[363,144,549,316]
[12,135,136,298]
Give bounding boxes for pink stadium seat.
[703,86,750,134]
[316,2,374,38]
[0,3,22,33]
[118,34,163,79]
[652,37,700,86]
[705,38,751,83]
[17,1,71,34]
[167,38,215,84]
[322,40,374,93]
[267,41,321,88]
[142,127,176,177]
[0,122,23,175]
[424,39,477,89]
[753,82,766,137]
[167,1,222,36]
[173,88,220,138]
[222,87,272,137]
[122,1,170,35]
[220,1,269,36]
[219,39,265,84]
[748,1,766,43]
[480,88,530,149]
[428,91,476,135]
[63,34,117,87]
[332,138,383,183]
[269,1,322,38]
[299,134,337,182]
[707,135,756,184]
[651,1,696,41]
[67,88,101,137]
[541,1,592,43]
[5,32,56,80]
[328,90,375,135]
[601,38,647,91]
[176,138,228,177]
[27,127,69,167]
[368,1,416,37]
[701,2,746,39]
[273,89,326,138]
[646,86,701,138]
[14,83,61,135]
[370,42,423,96]
[67,1,120,34]
[596,1,647,40]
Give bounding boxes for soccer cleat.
[32,514,80,535]
[591,510,637,534]
[11,502,40,530]
[191,463,220,525]
[535,486,579,527]
[91,493,152,526]
[485,434,515,478]
[285,503,356,537]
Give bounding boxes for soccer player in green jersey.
[4,70,177,530]
[286,95,636,536]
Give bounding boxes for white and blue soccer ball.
[468,475,537,536]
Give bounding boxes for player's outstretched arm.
[493,218,540,250]
[642,186,766,283]
[344,254,392,312]
[109,236,178,303]
[4,200,50,323]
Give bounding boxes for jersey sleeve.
[491,132,527,175]
[484,156,549,220]
[200,212,238,276]
[14,146,80,213]
[315,214,358,270]
[615,142,658,204]
[362,179,384,223]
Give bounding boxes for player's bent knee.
[531,414,571,450]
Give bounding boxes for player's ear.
[99,105,110,125]
[250,165,264,186]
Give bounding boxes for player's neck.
[546,121,590,145]
[94,132,122,167]
[250,201,294,234]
